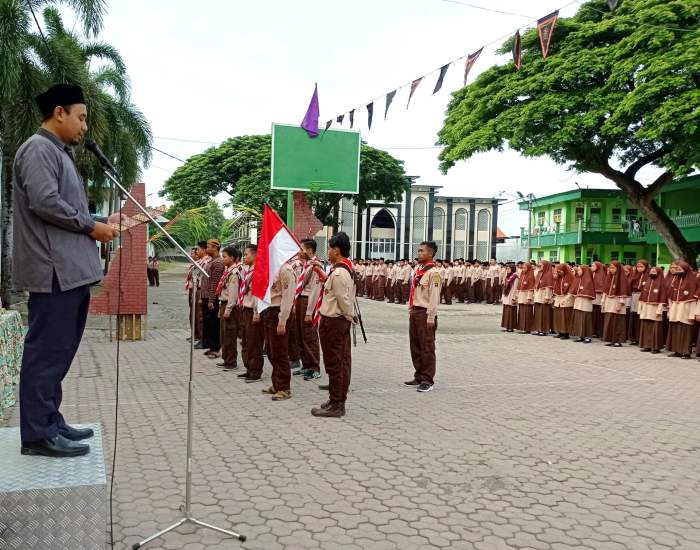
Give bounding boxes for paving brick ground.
[4,265,700,549]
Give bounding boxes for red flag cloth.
[537,11,559,58]
[251,205,302,310]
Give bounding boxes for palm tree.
[0,1,151,305]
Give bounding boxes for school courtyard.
[3,264,700,550]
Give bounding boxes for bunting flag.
[300,84,320,138]
[385,90,396,119]
[407,77,422,109]
[349,109,355,128]
[324,120,332,131]
[336,114,344,125]
[367,102,374,130]
[463,47,483,85]
[512,30,522,71]
[537,11,559,58]
[607,0,619,9]
[433,64,449,94]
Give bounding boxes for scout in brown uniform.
[310,232,356,418]
[517,262,535,333]
[192,241,209,348]
[552,263,575,339]
[386,261,395,303]
[628,260,650,345]
[570,265,595,343]
[666,261,698,358]
[533,260,554,336]
[404,241,442,392]
[261,261,297,400]
[203,239,225,357]
[500,264,519,332]
[601,260,631,347]
[239,245,265,382]
[591,261,607,338]
[638,266,666,354]
[216,246,242,370]
[375,259,387,301]
[295,239,323,380]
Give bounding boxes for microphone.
[85,140,118,175]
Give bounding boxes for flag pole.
[287,190,295,229]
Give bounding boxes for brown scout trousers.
[376,276,386,301]
[295,296,321,372]
[219,302,241,366]
[409,307,437,385]
[261,307,291,392]
[241,307,264,377]
[319,315,352,403]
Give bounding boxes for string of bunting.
[324,0,599,133]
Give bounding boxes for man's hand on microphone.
[89,221,119,243]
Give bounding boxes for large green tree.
[0,1,152,305]
[160,134,409,227]
[438,0,700,264]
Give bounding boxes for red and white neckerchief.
[215,266,234,297]
[294,257,317,306]
[185,265,194,291]
[409,261,436,307]
[312,258,353,326]
[238,268,254,306]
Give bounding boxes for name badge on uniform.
[653,289,659,293]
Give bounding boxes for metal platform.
[0,423,107,549]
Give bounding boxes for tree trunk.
[0,146,14,307]
[598,165,697,268]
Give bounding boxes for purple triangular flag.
[301,84,320,138]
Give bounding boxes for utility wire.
[439,0,536,19]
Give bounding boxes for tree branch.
[643,171,674,200]
[624,146,670,178]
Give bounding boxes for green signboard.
[271,123,360,194]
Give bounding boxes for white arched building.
[316,180,503,261]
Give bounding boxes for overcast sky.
[65,0,663,235]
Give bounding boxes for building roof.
[496,227,508,239]
[518,188,622,210]
[517,174,699,210]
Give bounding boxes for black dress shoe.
[21,435,90,457]
[237,372,249,378]
[193,342,204,349]
[58,424,94,441]
[318,384,330,391]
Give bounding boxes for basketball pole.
[287,190,295,228]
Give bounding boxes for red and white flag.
[251,205,302,312]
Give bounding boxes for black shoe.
[574,337,584,343]
[584,338,592,344]
[58,424,94,441]
[224,364,239,371]
[560,335,570,340]
[245,376,261,383]
[650,350,660,354]
[613,343,622,347]
[670,352,682,358]
[553,334,562,338]
[605,343,615,347]
[641,348,651,353]
[21,435,90,458]
[318,384,330,391]
[403,379,420,387]
[417,383,434,393]
[682,354,691,360]
[193,342,204,349]
[237,372,249,378]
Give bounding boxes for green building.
[518,175,700,265]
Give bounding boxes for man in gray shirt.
[13,84,119,458]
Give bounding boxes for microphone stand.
[94,165,246,548]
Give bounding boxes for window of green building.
[537,251,544,260]
[623,252,636,265]
[553,208,562,225]
[575,245,582,265]
[537,211,545,226]
[575,207,584,222]
[549,250,558,262]
[612,208,622,224]
[626,208,638,220]
[611,251,620,261]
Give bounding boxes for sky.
[63,0,663,235]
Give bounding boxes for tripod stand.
[91,159,246,548]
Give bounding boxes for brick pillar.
[89,182,148,340]
[292,191,323,240]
